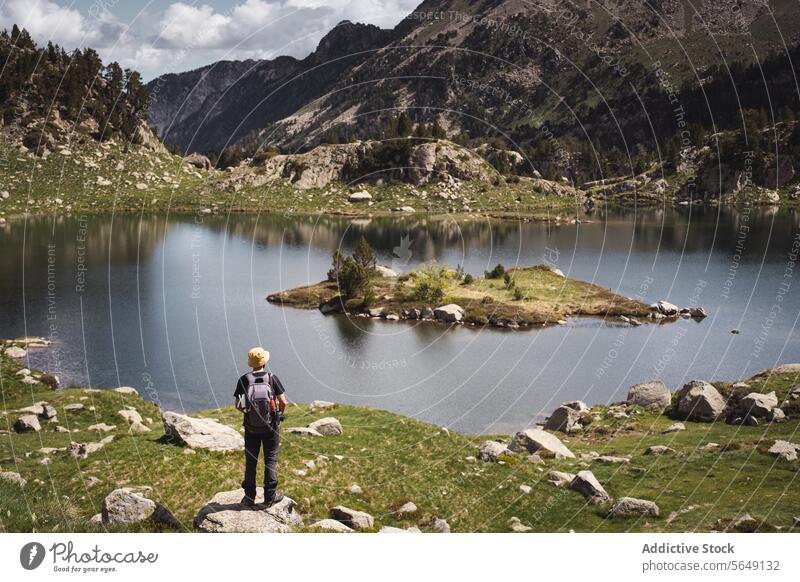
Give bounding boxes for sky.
[0,0,421,79]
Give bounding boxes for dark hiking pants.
[242,429,280,502]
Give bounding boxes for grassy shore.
[1,350,798,533]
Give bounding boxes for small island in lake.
[267,238,706,329]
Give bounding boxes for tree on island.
[328,237,376,301]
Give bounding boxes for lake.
[1,206,798,434]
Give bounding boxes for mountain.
[147,0,800,170]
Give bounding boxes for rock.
[308,400,336,412]
[687,307,707,318]
[569,471,610,503]
[768,408,786,422]
[162,411,244,451]
[0,471,26,487]
[330,506,374,530]
[40,404,57,419]
[284,426,323,436]
[508,428,575,458]
[662,422,685,434]
[17,403,45,415]
[308,417,343,436]
[4,346,27,358]
[67,441,105,459]
[478,440,512,462]
[768,440,800,462]
[54,426,69,433]
[676,380,726,421]
[644,445,675,455]
[65,403,85,412]
[595,455,630,465]
[21,376,38,385]
[113,386,139,395]
[128,421,151,434]
[14,414,41,433]
[194,488,302,533]
[118,409,143,424]
[545,405,582,433]
[15,368,31,377]
[88,423,117,432]
[311,519,353,532]
[379,526,421,533]
[433,304,465,323]
[375,265,398,277]
[770,363,800,374]
[431,518,451,533]
[562,400,589,412]
[397,206,416,213]
[608,497,660,518]
[699,442,720,451]
[347,484,363,495]
[185,153,213,171]
[653,301,679,316]
[519,484,532,494]
[85,476,100,487]
[546,471,575,487]
[508,517,531,532]
[740,391,778,418]
[348,190,372,202]
[627,380,672,411]
[102,487,180,528]
[395,501,417,516]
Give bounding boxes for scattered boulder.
[545,405,583,433]
[375,265,398,277]
[740,392,778,418]
[662,422,685,434]
[653,300,679,316]
[433,304,465,323]
[379,526,421,533]
[546,471,575,488]
[113,386,139,395]
[348,190,372,202]
[308,400,336,413]
[768,408,786,422]
[194,488,302,533]
[308,417,343,436]
[88,423,116,432]
[676,380,726,421]
[608,497,660,518]
[65,403,85,412]
[768,440,800,462]
[508,428,575,458]
[569,471,610,503]
[4,346,27,358]
[330,506,374,530]
[627,381,672,411]
[310,519,353,532]
[562,400,589,412]
[118,409,143,424]
[478,440,512,462]
[102,487,180,528]
[128,421,151,434]
[394,501,418,517]
[14,414,41,433]
[184,153,213,171]
[68,441,105,459]
[595,455,630,465]
[162,411,244,451]
[431,518,451,533]
[519,484,532,494]
[0,471,26,487]
[645,445,675,456]
[508,517,531,532]
[284,427,323,437]
[347,484,363,495]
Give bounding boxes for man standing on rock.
[234,347,287,507]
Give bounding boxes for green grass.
[1,351,799,533]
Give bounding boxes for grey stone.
[595,455,630,465]
[113,386,139,395]
[4,346,27,358]
[65,403,85,412]
[508,428,575,458]
[0,471,26,487]
[284,426,323,437]
[162,411,244,451]
[102,487,180,528]
[569,471,610,503]
[308,417,342,436]
[546,471,575,488]
[545,405,582,433]
[508,517,531,532]
[662,422,686,434]
[433,304,464,323]
[431,518,451,533]
[562,400,589,412]
[677,380,726,421]
[608,497,660,518]
[311,519,353,532]
[14,414,41,433]
[330,506,374,530]
[395,501,417,516]
[118,409,143,424]
[308,400,336,412]
[768,408,786,422]
[88,423,117,432]
[645,445,675,456]
[627,381,672,410]
[194,488,301,533]
[768,440,800,462]
[348,190,372,202]
[478,440,511,462]
[740,391,778,418]
[68,441,105,459]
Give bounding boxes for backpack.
[242,372,277,433]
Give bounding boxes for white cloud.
[0,0,421,79]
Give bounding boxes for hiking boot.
[262,491,285,508]
[240,495,256,507]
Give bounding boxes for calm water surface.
[1,207,798,434]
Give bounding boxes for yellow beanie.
[247,347,269,368]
